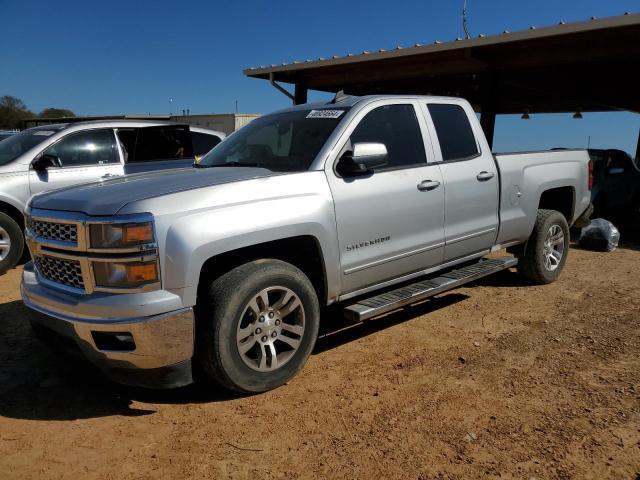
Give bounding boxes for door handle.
[417,180,441,191]
[476,171,495,181]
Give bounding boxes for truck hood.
[30,167,273,216]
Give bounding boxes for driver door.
[29,129,123,196]
[326,101,445,295]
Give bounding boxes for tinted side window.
[350,104,427,170]
[192,132,222,157]
[428,104,479,161]
[45,129,118,167]
[132,126,194,163]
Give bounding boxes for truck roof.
[271,94,468,115]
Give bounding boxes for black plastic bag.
[578,218,620,252]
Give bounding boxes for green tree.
[0,95,34,129]
[39,108,76,118]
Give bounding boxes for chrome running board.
[343,256,518,322]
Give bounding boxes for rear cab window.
[427,104,480,161]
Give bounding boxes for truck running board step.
[343,256,518,322]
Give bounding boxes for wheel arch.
[196,235,328,307]
[538,186,575,224]
[0,199,25,230]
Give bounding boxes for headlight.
[90,222,154,249]
[93,260,159,289]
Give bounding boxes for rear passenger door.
[327,100,445,294]
[29,129,123,196]
[424,102,499,261]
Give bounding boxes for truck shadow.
[0,292,469,420]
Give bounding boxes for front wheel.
[0,212,24,274]
[196,259,320,393]
[517,209,569,284]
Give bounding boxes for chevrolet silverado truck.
[0,121,224,273]
[21,95,593,392]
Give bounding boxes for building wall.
[171,114,260,135]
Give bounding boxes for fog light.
[91,331,136,351]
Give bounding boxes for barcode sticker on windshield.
[33,131,55,136]
[306,110,344,119]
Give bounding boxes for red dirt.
[0,245,639,479]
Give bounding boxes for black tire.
[195,259,320,394]
[517,209,569,284]
[0,212,24,274]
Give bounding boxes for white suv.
[0,120,224,272]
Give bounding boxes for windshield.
[0,129,56,166]
[198,108,350,172]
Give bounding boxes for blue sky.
[2,0,639,154]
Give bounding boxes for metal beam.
[269,73,295,103]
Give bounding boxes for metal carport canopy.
[244,13,640,115]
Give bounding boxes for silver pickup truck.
[0,121,224,272]
[21,95,592,392]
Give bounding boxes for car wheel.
[0,212,24,274]
[196,259,320,393]
[517,209,569,285]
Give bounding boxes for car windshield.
[0,129,57,166]
[198,108,350,172]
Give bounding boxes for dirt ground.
[1,243,639,480]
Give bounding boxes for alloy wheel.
[0,226,11,262]
[235,286,305,372]
[543,224,565,271]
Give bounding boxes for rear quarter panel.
[495,150,590,245]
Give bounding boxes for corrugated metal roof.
[244,13,639,78]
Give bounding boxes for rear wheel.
[0,212,24,274]
[196,259,320,393]
[517,209,569,284]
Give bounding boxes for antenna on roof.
[462,0,471,39]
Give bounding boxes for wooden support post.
[294,84,308,105]
[480,71,498,150]
[480,109,496,150]
[635,127,640,166]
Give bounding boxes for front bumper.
[21,262,194,388]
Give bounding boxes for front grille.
[34,256,84,290]
[30,219,78,244]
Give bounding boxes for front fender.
[0,171,30,215]
[161,193,340,306]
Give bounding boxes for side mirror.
[32,154,62,171]
[337,142,388,176]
